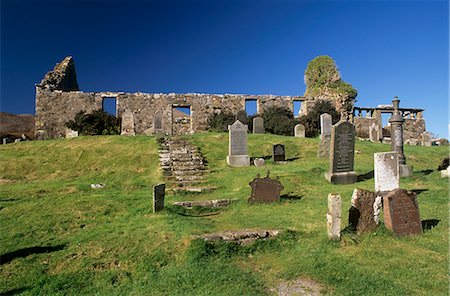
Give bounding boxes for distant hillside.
[0,112,35,139]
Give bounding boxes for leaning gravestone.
[294,124,305,138]
[324,121,357,184]
[374,152,399,193]
[153,183,165,212]
[253,117,264,134]
[272,144,286,162]
[227,120,250,167]
[383,189,422,236]
[121,110,136,136]
[248,172,284,203]
[326,193,341,241]
[348,188,381,234]
[318,113,332,158]
[235,110,248,125]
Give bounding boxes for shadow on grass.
[0,244,66,265]
[416,169,433,176]
[280,194,302,201]
[357,170,374,182]
[422,219,440,230]
[411,189,428,195]
[166,205,221,218]
[0,287,30,295]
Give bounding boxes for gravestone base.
[399,164,413,177]
[325,171,357,185]
[227,155,250,167]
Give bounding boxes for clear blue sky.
[1,0,448,137]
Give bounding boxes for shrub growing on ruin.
[298,100,340,137]
[66,109,121,136]
[207,111,235,132]
[262,106,299,136]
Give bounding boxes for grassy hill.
[0,134,448,295]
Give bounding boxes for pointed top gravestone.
[227,120,250,167]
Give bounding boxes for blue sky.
[1,0,448,137]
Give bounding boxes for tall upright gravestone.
[227,120,250,167]
[318,113,332,158]
[253,117,264,134]
[389,97,412,177]
[325,121,357,184]
[153,183,165,212]
[121,110,135,136]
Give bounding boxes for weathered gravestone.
[421,132,432,146]
[294,124,305,138]
[348,188,382,234]
[248,172,284,203]
[227,120,250,167]
[383,189,422,236]
[389,97,412,177]
[253,117,264,134]
[272,144,286,162]
[254,158,265,167]
[369,123,380,142]
[235,110,248,125]
[153,113,163,133]
[326,193,341,241]
[318,113,332,158]
[324,121,357,184]
[153,183,165,212]
[121,110,135,136]
[65,128,78,138]
[374,152,399,193]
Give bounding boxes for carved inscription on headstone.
[248,173,284,203]
[383,189,422,236]
[272,144,285,162]
[153,183,165,212]
[331,121,355,173]
[374,152,399,192]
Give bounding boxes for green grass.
[0,134,448,295]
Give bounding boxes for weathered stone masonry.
[35,57,303,139]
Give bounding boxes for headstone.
[320,113,332,139]
[348,188,381,234]
[326,193,341,241]
[2,138,6,145]
[121,110,135,136]
[441,166,450,178]
[421,132,432,146]
[383,189,422,236]
[14,138,21,143]
[318,136,331,159]
[252,117,264,134]
[324,121,357,184]
[153,113,163,133]
[153,183,165,212]
[253,158,265,167]
[294,124,305,138]
[65,128,78,138]
[374,152,399,193]
[235,110,248,125]
[272,144,286,162]
[248,172,284,203]
[226,120,250,167]
[369,123,379,142]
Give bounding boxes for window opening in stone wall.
[245,99,257,115]
[173,106,191,115]
[293,101,302,117]
[102,97,117,116]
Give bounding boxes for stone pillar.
[326,193,341,241]
[388,97,412,177]
[153,183,165,212]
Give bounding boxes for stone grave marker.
[374,152,399,193]
[369,123,380,142]
[294,124,305,137]
[318,113,332,158]
[227,120,250,167]
[383,189,422,236]
[421,132,431,146]
[235,110,248,125]
[121,110,135,136]
[272,144,286,162]
[65,128,78,138]
[253,117,264,134]
[254,158,265,167]
[153,113,163,133]
[348,188,381,234]
[324,120,357,184]
[248,172,284,203]
[153,183,165,212]
[326,193,341,241]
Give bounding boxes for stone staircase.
[158,137,216,193]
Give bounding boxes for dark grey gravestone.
[253,117,264,134]
[248,173,284,203]
[235,110,248,125]
[272,144,285,162]
[153,183,165,212]
[348,188,380,234]
[324,120,357,184]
